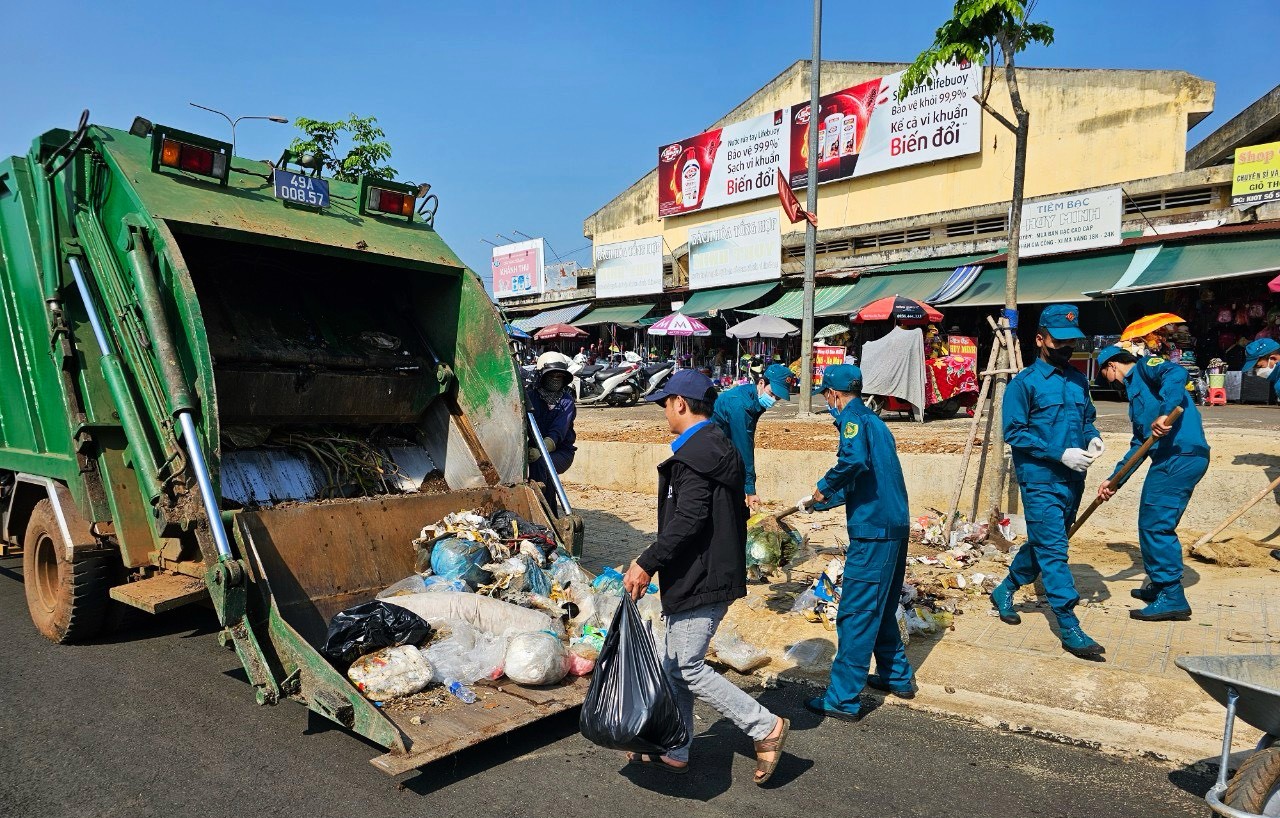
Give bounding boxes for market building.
[502,60,1280,403]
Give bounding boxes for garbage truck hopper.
[0,115,586,774]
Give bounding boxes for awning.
[926,264,984,304]
[871,253,992,274]
[1100,234,1280,294]
[744,283,857,318]
[510,302,590,331]
[944,251,1135,307]
[573,303,654,327]
[837,270,956,314]
[680,282,778,317]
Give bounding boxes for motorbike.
[638,360,676,398]
[570,358,643,406]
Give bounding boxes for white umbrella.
[726,314,799,340]
[647,312,711,336]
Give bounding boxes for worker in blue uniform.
[526,353,577,512]
[712,364,793,509]
[1094,346,1210,621]
[990,305,1107,659]
[798,364,916,721]
[1244,338,1280,402]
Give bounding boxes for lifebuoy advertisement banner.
[658,110,787,218]
[593,237,665,298]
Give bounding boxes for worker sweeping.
[989,305,1106,659]
[1094,345,1210,621]
[1244,337,1280,402]
[712,363,794,510]
[798,364,916,720]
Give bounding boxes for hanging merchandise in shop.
[593,236,665,298]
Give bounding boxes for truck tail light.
[365,186,415,217]
[159,138,227,180]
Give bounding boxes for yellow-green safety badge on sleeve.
[843,421,859,439]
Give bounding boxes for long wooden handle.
[1193,473,1280,548]
[1068,405,1184,538]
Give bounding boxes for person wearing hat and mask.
[526,352,577,510]
[990,305,1107,659]
[1094,346,1210,621]
[712,363,794,510]
[796,364,916,720]
[621,370,790,783]
[1244,338,1280,401]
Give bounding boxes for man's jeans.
[662,602,777,763]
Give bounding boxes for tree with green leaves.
[899,0,1054,532]
[288,114,400,183]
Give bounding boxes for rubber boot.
[990,580,1021,625]
[866,674,917,699]
[1058,624,1105,658]
[1130,584,1159,603]
[1130,583,1192,622]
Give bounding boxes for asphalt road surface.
[0,555,1216,818]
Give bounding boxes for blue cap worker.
[526,352,577,512]
[797,364,916,721]
[1243,338,1280,401]
[1094,345,1210,621]
[712,363,793,510]
[989,305,1107,659]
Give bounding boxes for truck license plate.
[273,169,330,208]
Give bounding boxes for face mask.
[758,392,777,411]
[1044,345,1074,368]
[1259,366,1276,378]
[827,402,841,418]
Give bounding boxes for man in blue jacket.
[799,364,916,721]
[1244,338,1280,401]
[1094,346,1210,621]
[712,363,793,509]
[990,305,1107,659]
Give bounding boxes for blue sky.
[2,1,1275,289]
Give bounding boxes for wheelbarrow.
[1176,654,1280,816]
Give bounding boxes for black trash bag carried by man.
[321,600,434,666]
[579,595,688,754]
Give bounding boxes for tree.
[899,0,1054,530]
[288,114,400,182]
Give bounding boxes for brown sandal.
[753,717,790,785]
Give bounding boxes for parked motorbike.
[638,360,676,398]
[571,360,642,406]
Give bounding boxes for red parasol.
[534,323,588,340]
[852,295,943,324]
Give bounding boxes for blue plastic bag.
[430,537,493,588]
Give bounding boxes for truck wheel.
[1225,746,1280,815]
[23,499,109,644]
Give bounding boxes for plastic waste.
[346,645,434,701]
[579,595,689,754]
[896,603,910,647]
[549,555,591,595]
[590,566,626,595]
[421,619,508,685]
[710,632,770,673]
[566,642,598,676]
[376,574,471,600]
[783,639,829,667]
[790,587,820,613]
[430,536,493,588]
[503,631,569,686]
[594,593,623,631]
[634,592,665,645]
[322,600,434,665]
[444,678,478,704]
[744,513,783,568]
[384,591,553,637]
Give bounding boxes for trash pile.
[319,508,647,706]
[744,511,805,582]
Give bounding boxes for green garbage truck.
[0,112,585,774]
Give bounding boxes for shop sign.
[813,344,846,387]
[593,236,664,298]
[544,261,579,292]
[492,239,544,299]
[1018,188,1122,258]
[1231,141,1280,207]
[688,211,782,290]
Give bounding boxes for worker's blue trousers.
[823,537,914,714]
[1138,453,1209,587]
[1006,481,1084,628]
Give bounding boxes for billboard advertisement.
[688,211,781,290]
[657,64,982,218]
[1018,188,1122,258]
[593,236,665,298]
[1231,141,1280,207]
[544,260,579,292]
[492,239,545,299]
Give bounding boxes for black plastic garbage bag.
[321,601,434,666]
[579,595,689,754]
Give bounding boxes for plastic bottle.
[444,678,477,704]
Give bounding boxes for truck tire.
[1224,746,1280,815]
[23,499,110,644]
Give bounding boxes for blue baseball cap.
[813,364,863,394]
[646,368,716,404]
[1095,345,1129,369]
[1243,337,1280,372]
[1039,304,1086,341]
[762,364,794,401]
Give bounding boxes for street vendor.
[711,363,793,510]
[526,352,577,510]
[797,364,916,720]
[1244,337,1280,401]
[925,324,948,359]
[1094,346,1209,622]
[989,305,1107,659]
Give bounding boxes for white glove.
[1060,448,1094,473]
[795,495,815,513]
[1087,438,1105,457]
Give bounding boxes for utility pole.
[798,0,821,415]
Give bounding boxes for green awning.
[680,282,778,317]
[511,302,591,331]
[744,283,857,318]
[573,303,654,327]
[871,253,992,274]
[836,270,956,313]
[1101,234,1280,294]
[946,251,1135,307]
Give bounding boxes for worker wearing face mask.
[1093,346,1209,622]
[990,305,1107,659]
[1244,338,1280,401]
[527,352,577,511]
[711,364,793,511]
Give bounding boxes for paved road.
[0,557,1215,818]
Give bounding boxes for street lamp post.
[189,103,288,159]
